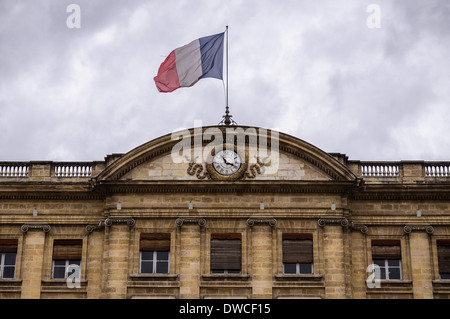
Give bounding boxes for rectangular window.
[437,240,450,280]
[0,239,18,279]
[52,239,82,279]
[282,233,313,275]
[371,240,402,280]
[139,233,170,274]
[210,233,241,274]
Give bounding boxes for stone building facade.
[1,125,450,299]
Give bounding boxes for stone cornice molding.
[21,223,51,233]
[246,217,277,227]
[94,180,357,195]
[175,217,206,227]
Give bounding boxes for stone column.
[318,218,348,299]
[247,217,276,299]
[405,225,434,299]
[20,224,50,299]
[103,217,135,299]
[177,217,205,299]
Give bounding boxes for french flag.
[154,32,224,93]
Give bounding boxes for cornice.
[0,191,103,201]
[350,183,450,201]
[94,180,357,194]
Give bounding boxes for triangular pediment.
[95,126,357,183]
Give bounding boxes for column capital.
[21,223,51,233]
[349,222,368,234]
[86,220,106,233]
[317,217,349,227]
[404,224,434,234]
[175,217,206,227]
[105,216,135,227]
[246,217,277,227]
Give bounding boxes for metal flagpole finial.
[219,106,237,126]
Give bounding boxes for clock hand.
[222,156,233,165]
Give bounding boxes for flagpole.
[226,25,229,113]
[220,25,236,126]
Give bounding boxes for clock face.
[212,150,242,176]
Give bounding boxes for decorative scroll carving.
[187,163,210,180]
[317,218,349,227]
[187,157,269,181]
[21,223,51,233]
[404,225,434,234]
[175,217,206,227]
[243,157,270,179]
[246,217,277,227]
[105,217,135,227]
[349,222,368,234]
[86,220,106,233]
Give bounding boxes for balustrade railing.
[0,163,29,177]
[360,162,400,177]
[54,163,93,177]
[425,163,450,177]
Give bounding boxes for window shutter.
[282,234,313,264]
[0,239,18,253]
[140,233,170,251]
[210,233,241,271]
[371,240,401,260]
[437,240,450,274]
[53,239,82,260]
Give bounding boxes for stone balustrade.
[345,160,450,182]
[0,161,105,180]
[0,163,29,177]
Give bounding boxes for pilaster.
[103,217,134,299]
[318,218,347,299]
[248,217,276,299]
[405,225,434,299]
[177,217,205,299]
[20,224,50,299]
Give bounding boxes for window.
[282,233,313,275]
[139,233,170,274]
[437,240,450,279]
[52,239,82,279]
[210,233,241,274]
[0,239,17,279]
[371,240,402,280]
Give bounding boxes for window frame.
[0,252,17,279]
[139,250,170,274]
[437,240,450,280]
[372,258,402,280]
[282,262,314,275]
[210,235,242,275]
[51,259,81,279]
[281,234,314,275]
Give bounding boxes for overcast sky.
[1,0,449,162]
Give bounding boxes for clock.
[212,149,242,176]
